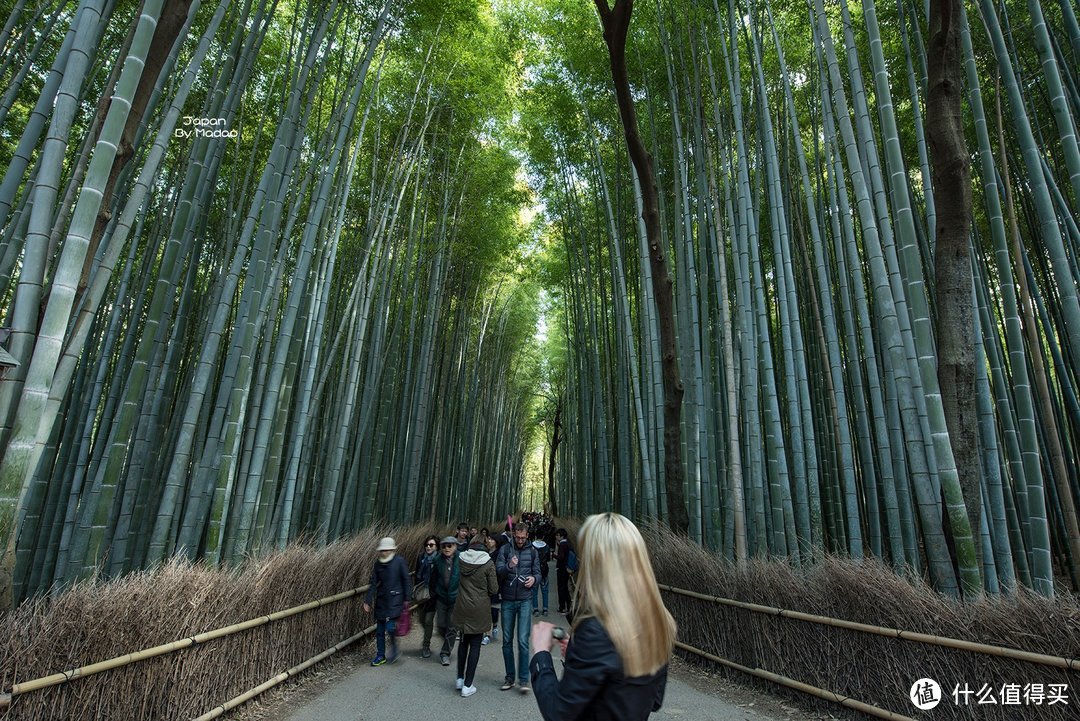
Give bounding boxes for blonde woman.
[529,513,675,721]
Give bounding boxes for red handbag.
[395,602,411,636]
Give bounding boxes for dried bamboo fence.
[645,525,1080,720]
[0,585,376,709]
[0,524,433,721]
[3,521,1079,721]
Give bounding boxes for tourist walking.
[484,535,501,644]
[531,537,550,616]
[455,524,471,552]
[452,543,499,697]
[554,528,572,614]
[496,523,541,693]
[429,536,461,665]
[415,535,440,658]
[529,513,674,720]
[362,537,411,666]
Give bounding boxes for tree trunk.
[593,0,688,535]
[83,0,196,293]
[928,0,981,590]
[548,397,562,518]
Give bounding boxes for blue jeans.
[531,575,549,611]
[501,598,532,684]
[376,617,397,657]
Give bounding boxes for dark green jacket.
[429,552,460,605]
[452,549,499,634]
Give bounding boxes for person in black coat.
[363,536,411,666]
[530,538,551,616]
[429,536,461,665]
[529,513,674,721]
[554,528,572,614]
[414,535,440,658]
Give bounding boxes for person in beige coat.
[452,543,499,697]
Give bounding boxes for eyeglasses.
[425,542,436,547]
[441,543,455,548]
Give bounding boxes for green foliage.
[2,0,1078,600]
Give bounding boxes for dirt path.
[241,612,830,721]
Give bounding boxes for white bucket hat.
[376,537,396,552]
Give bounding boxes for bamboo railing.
[7,579,1075,718]
[673,640,916,721]
[658,584,1080,670]
[0,583,372,708]
[192,624,376,721]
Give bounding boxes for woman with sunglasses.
[415,535,440,658]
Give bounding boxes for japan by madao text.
[174,116,238,139]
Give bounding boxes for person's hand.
[523,576,535,588]
[531,621,555,653]
[557,633,569,657]
[362,602,371,614]
[510,555,518,568]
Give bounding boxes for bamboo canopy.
[0,0,1077,618]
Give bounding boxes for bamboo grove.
[521,0,1080,599]
[0,0,1078,609]
[0,0,542,604]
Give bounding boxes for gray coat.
[452,549,499,634]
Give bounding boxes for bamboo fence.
[0,584,372,707]
[2,523,1078,721]
[659,584,1080,671]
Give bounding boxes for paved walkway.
[268,610,800,721]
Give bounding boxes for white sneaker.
[461,685,477,698]
[481,634,490,645]
[455,678,464,690]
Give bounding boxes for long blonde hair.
[571,513,676,677]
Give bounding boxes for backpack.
[566,549,579,574]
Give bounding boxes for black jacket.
[414,551,437,587]
[530,617,668,721]
[364,554,411,621]
[555,538,570,570]
[532,540,551,579]
[428,551,460,605]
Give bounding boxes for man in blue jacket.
[496,523,541,693]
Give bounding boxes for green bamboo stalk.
[0,0,164,602]
[814,0,957,594]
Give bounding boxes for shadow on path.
[263,610,808,721]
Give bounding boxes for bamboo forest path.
[257,610,818,721]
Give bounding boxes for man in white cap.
[363,537,411,665]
